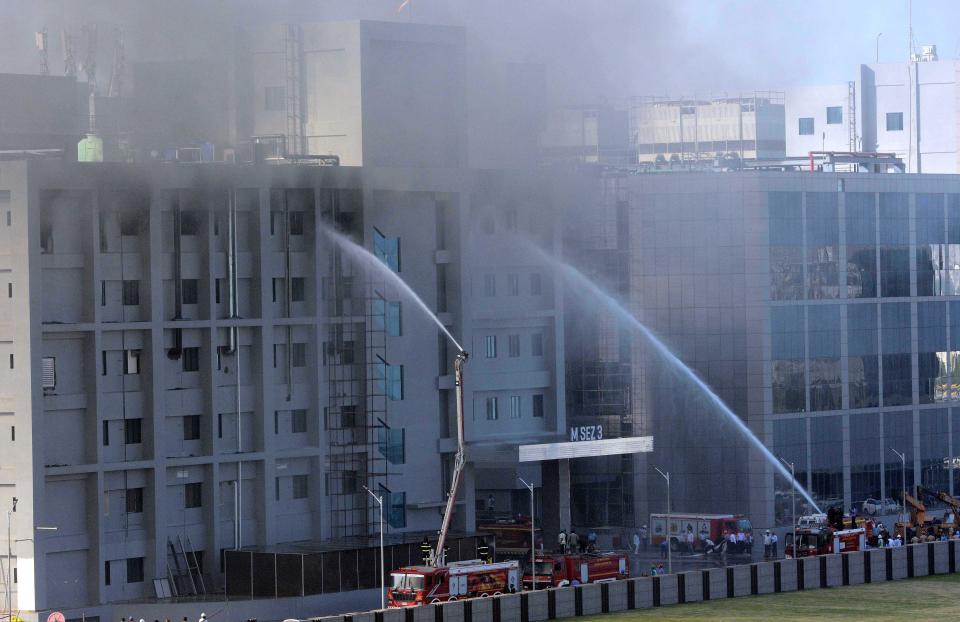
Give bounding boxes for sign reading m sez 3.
[570,425,603,442]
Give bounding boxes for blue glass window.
[373,227,400,272]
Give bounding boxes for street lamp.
[518,477,536,591]
[890,447,907,530]
[654,467,671,575]
[362,486,386,610]
[876,32,883,63]
[779,457,796,558]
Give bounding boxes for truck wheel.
[448,597,458,602]
[431,599,442,604]
[480,593,490,598]
[494,592,502,596]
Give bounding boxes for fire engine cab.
[784,512,868,558]
[522,552,628,590]
[388,559,520,606]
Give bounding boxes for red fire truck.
[650,513,753,552]
[785,526,866,557]
[521,552,629,590]
[388,559,520,606]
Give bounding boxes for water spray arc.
[322,226,464,352]
[541,250,822,514]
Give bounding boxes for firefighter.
[558,529,567,554]
[640,524,649,552]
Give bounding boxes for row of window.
[483,272,543,297]
[798,110,902,135]
[484,394,545,420]
[483,333,545,358]
[100,408,311,446]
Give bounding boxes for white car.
[862,498,899,516]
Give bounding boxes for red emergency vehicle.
[784,514,869,557]
[387,559,520,606]
[650,513,753,551]
[521,552,629,590]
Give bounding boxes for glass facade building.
[605,172,960,528]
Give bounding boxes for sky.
[0,0,958,102]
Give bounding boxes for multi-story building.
[243,20,467,168]
[591,170,960,530]
[0,159,573,619]
[785,45,960,173]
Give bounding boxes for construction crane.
[433,351,469,566]
[35,29,49,76]
[61,29,76,78]
[916,485,960,529]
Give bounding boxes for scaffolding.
[282,23,305,158]
[323,191,389,538]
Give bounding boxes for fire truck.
[521,552,628,590]
[388,559,520,606]
[784,512,868,557]
[477,516,542,558]
[650,513,753,552]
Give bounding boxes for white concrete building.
[0,159,573,620]
[785,49,960,173]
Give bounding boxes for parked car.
[862,498,899,516]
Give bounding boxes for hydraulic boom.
[434,351,468,566]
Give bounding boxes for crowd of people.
[556,529,599,554]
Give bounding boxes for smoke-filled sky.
[0,0,957,102]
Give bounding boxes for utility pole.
[363,486,386,610]
[654,467,671,574]
[36,29,49,76]
[518,477,536,591]
[779,457,796,558]
[875,32,882,63]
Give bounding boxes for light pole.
[518,477,536,591]
[362,486,386,610]
[654,467,671,575]
[5,496,55,622]
[779,457,796,558]
[890,448,907,529]
[876,32,882,63]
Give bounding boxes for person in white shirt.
[763,530,772,559]
[771,532,779,558]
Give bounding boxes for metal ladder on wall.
[848,81,857,152]
[166,535,207,596]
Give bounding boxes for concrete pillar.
[541,459,571,545]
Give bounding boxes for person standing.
[568,530,579,554]
[632,531,641,554]
[763,530,771,559]
[771,532,779,558]
[640,524,649,552]
[558,529,567,554]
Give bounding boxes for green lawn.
[575,573,960,621]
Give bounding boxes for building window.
[183,415,201,440]
[384,487,406,528]
[292,474,309,499]
[507,273,520,296]
[125,487,144,514]
[505,209,518,231]
[485,335,497,358]
[484,274,496,297]
[120,212,139,236]
[126,557,144,584]
[41,357,56,390]
[264,86,285,112]
[373,228,401,272]
[508,334,520,357]
[105,561,111,586]
[798,117,814,135]
[122,280,139,306]
[377,427,405,464]
[510,395,521,418]
[180,212,200,236]
[387,364,403,400]
[185,482,202,508]
[531,333,544,356]
[124,349,141,375]
[103,420,110,446]
[530,273,542,296]
[486,396,498,420]
[124,418,142,445]
[292,342,307,367]
[182,279,199,305]
[215,279,221,304]
[182,347,200,372]
[826,106,843,124]
[6,283,11,298]
[291,277,305,302]
[292,409,307,433]
[886,112,904,131]
[532,394,544,418]
[289,210,304,235]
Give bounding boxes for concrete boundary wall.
[313,541,960,622]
